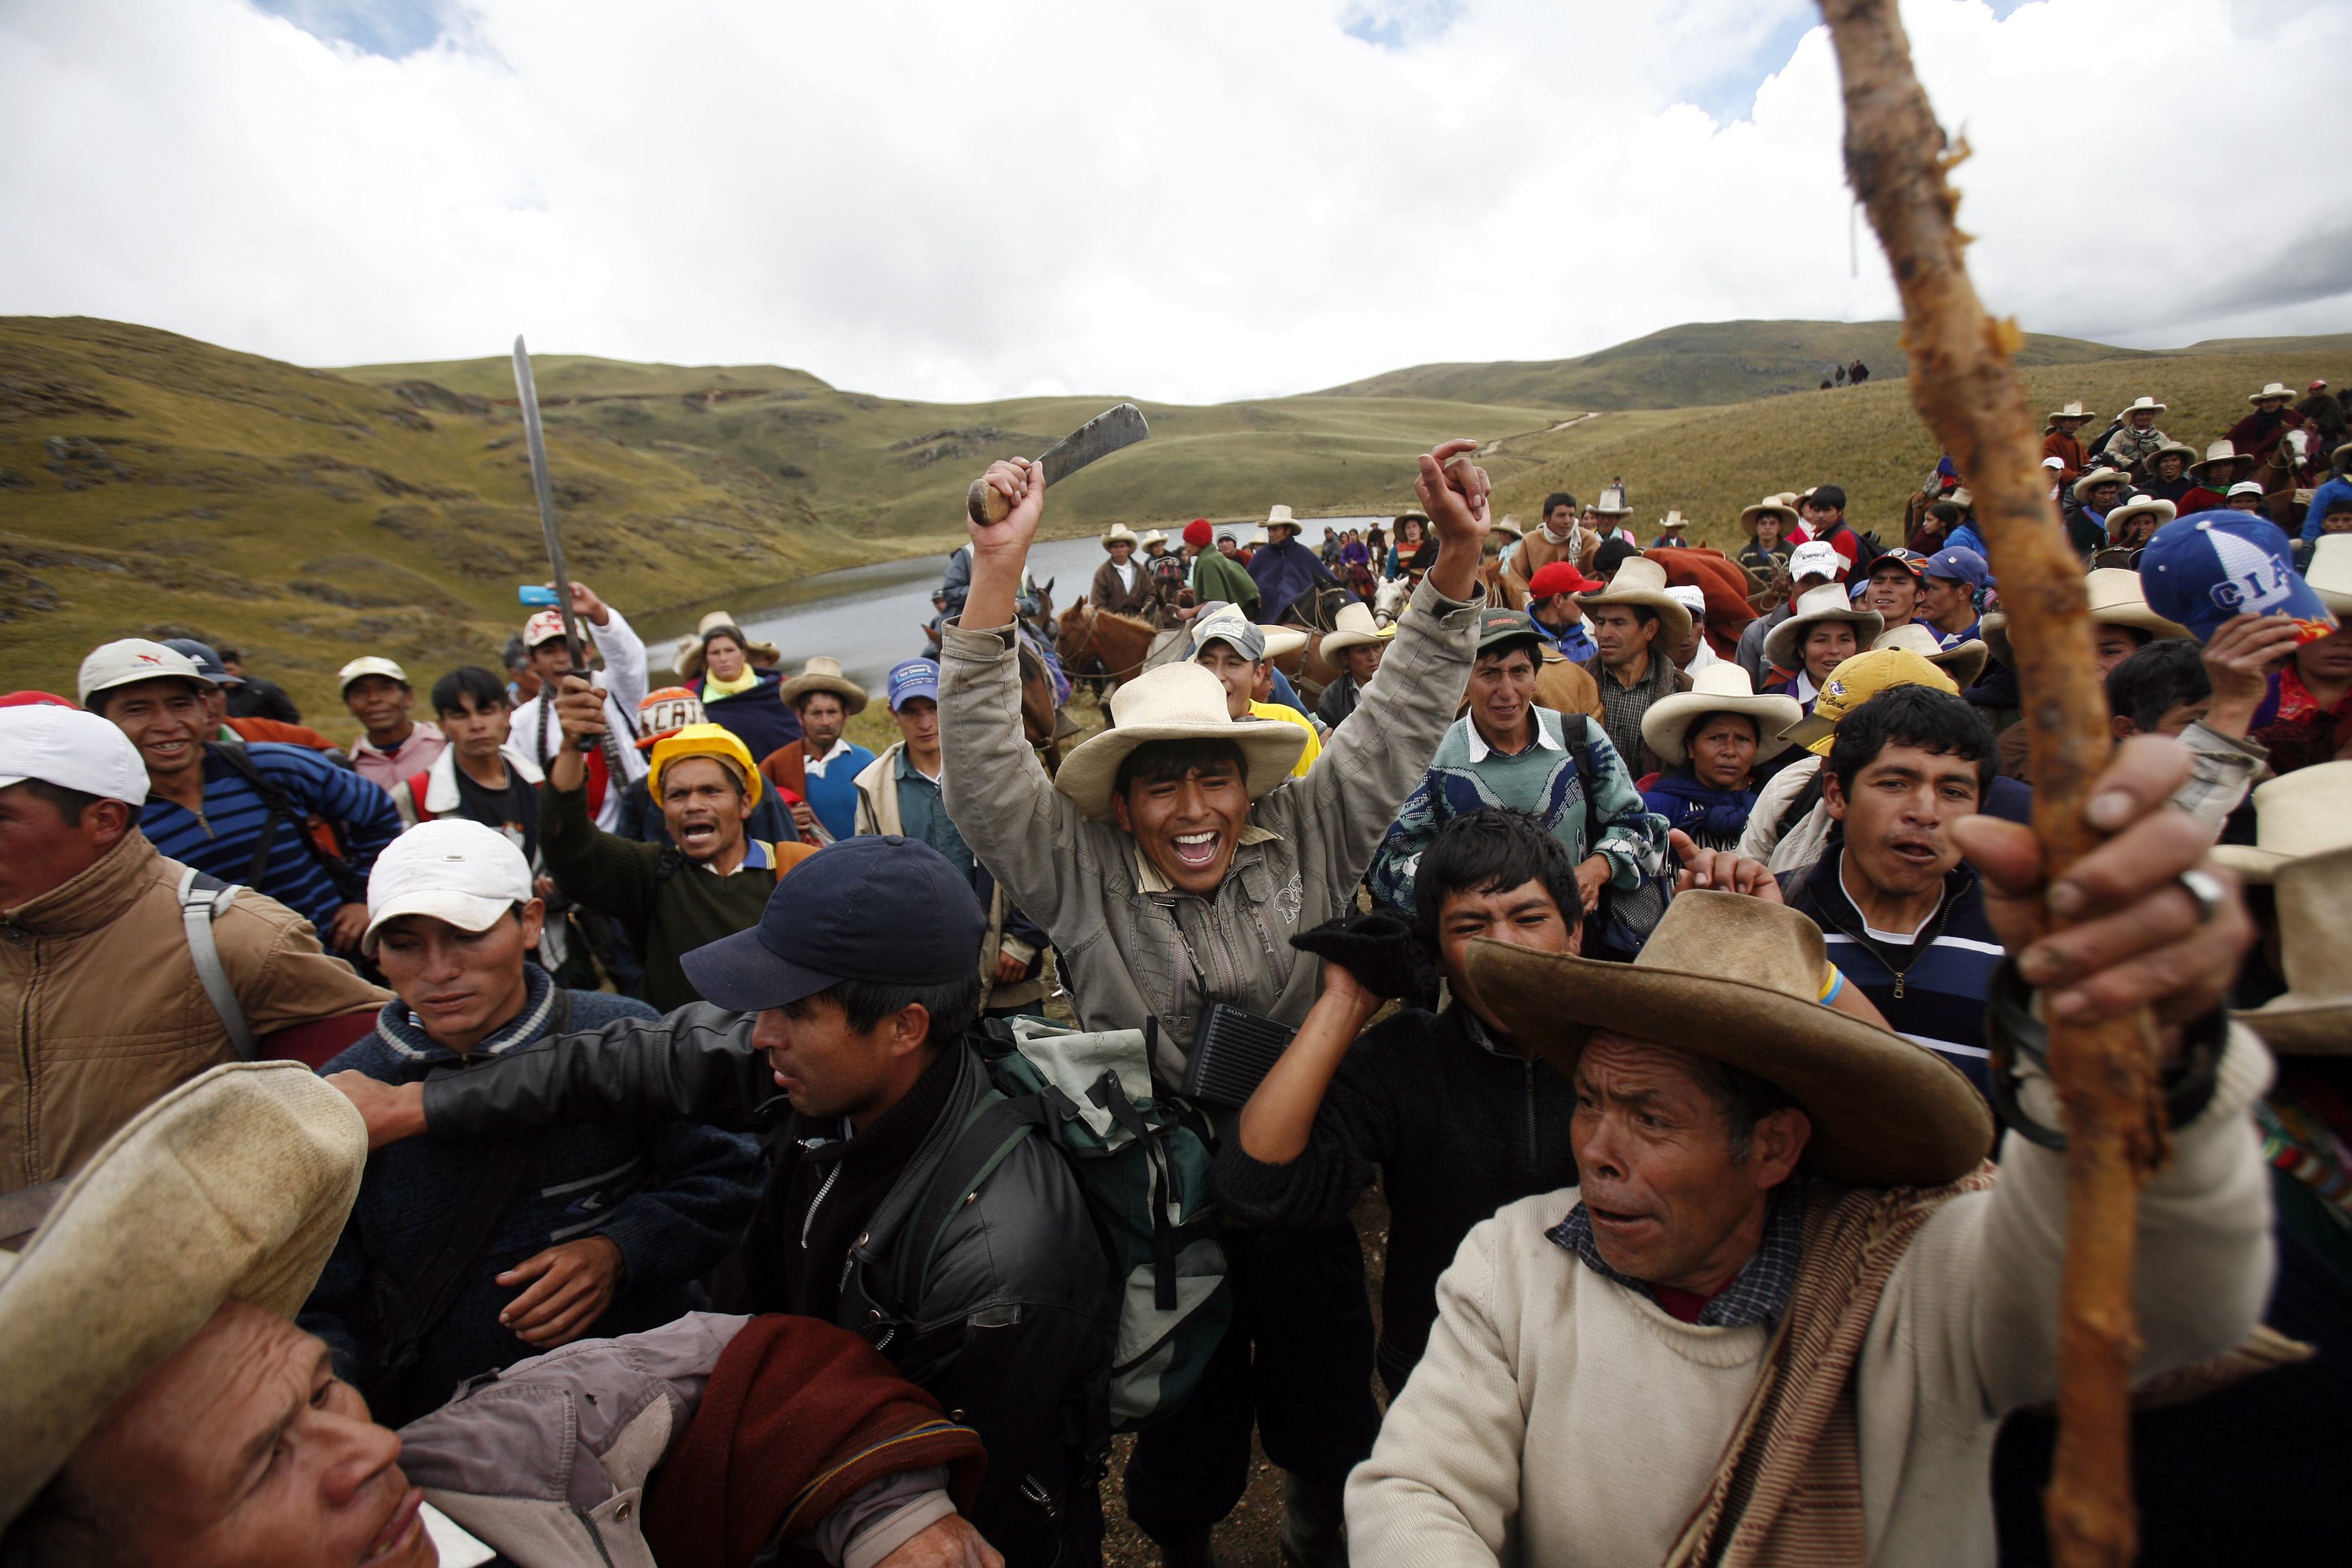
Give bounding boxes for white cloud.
[2,0,2344,405]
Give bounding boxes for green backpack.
[887,1014,1232,1432]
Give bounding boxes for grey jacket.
[939,575,1480,1082]
[397,1312,951,1568]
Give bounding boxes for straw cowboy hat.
[2119,395,2167,418]
[2231,841,2352,1054]
[1491,514,1525,540]
[0,1063,366,1523]
[1949,486,1975,510]
[2150,441,2200,469]
[1980,567,2189,666]
[1321,600,1396,655]
[2044,401,2097,428]
[1263,505,1302,534]
[1594,482,1632,517]
[1249,526,1272,547]
[1467,892,1993,1187]
[2192,440,2249,479]
[1140,529,1168,550]
[2104,496,2177,537]
[2247,381,2297,405]
[1575,557,1694,646]
[1053,661,1306,821]
[1656,510,1690,533]
[2306,535,2352,616]
[1261,626,1310,659]
[1639,662,1802,769]
[2212,761,2352,884]
[2070,466,2129,502]
[1872,622,1990,689]
[1103,525,1142,551]
[1764,582,1885,671]
[673,609,780,679]
[778,655,869,714]
[1738,494,1802,537]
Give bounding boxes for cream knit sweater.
[1347,1027,2275,1567]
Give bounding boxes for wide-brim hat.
[2192,441,2248,478]
[0,1063,366,1525]
[1492,514,1525,539]
[2334,440,2352,471]
[778,656,869,715]
[674,612,780,679]
[2045,401,2097,427]
[2071,466,2127,502]
[2247,382,2295,405]
[1594,483,1633,517]
[2104,497,2177,536]
[1249,527,1272,547]
[2231,842,2352,1053]
[1640,664,1802,768]
[1980,568,2188,665]
[1467,892,1993,1187]
[1320,600,1396,654]
[1871,622,1990,688]
[1103,525,1141,550]
[2150,443,2199,468]
[2121,396,2168,418]
[1261,626,1310,659]
[1053,661,1306,822]
[1264,505,1301,533]
[2307,535,2352,617]
[1738,497,1800,536]
[1656,510,1690,531]
[2212,760,2352,883]
[1140,530,1168,549]
[1765,582,1885,671]
[1574,557,1694,646]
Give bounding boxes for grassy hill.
[341,353,832,402]
[1309,319,2142,411]
[0,317,869,718]
[1481,346,2351,555]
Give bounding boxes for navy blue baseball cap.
[886,658,940,711]
[2140,510,2339,645]
[1924,547,1989,589]
[679,835,987,1011]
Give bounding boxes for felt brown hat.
[1467,892,1995,1187]
[2232,842,2352,1054]
[778,655,870,715]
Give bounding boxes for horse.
[1056,599,1178,701]
[1016,634,1076,773]
[1371,577,1411,626]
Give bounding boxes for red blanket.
[1648,549,1759,656]
[643,1314,987,1568]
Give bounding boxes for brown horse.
[1016,638,1068,772]
[1056,599,1167,699]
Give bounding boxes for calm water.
[660,518,1393,693]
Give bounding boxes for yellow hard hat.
[647,723,762,807]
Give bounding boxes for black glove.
[1290,911,1441,1012]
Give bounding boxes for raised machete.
[964,401,1151,525]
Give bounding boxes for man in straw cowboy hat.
[2142,440,2202,507]
[2063,465,2129,556]
[1090,525,1160,621]
[1735,495,1798,582]
[2097,394,2173,476]
[2180,438,2256,514]
[1367,607,1666,919]
[1577,555,1696,775]
[775,656,875,842]
[0,1062,1001,1567]
[1247,504,1341,626]
[1314,599,1395,727]
[540,679,817,1011]
[1636,663,1803,853]
[2042,400,2096,485]
[1347,729,2273,1567]
[1649,510,1692,550]
[2228,381,2310,468]
[939,441,1495,1567]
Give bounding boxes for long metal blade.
[1037,402,1150,489]
[510,336,586,669]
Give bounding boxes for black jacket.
[1209,1002,1578,1390]
[416,1005,1109,1566]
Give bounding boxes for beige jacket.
[940,575,1479,1082]
[0,831,389,1190]
[851,742,1046,1013]
[1347,1028,2274,1567]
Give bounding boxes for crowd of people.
[1,367,2346,1567]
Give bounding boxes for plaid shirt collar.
[1547,1178,1805,1329]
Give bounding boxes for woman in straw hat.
[2091,495,2176,567]
[677,614,798,762]
[1637,664,1802,851]
[1763,582,1884,711]
[1090,523,1160,620]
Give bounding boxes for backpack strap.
[887,1089,1049,1314]
[177,864,257,1060]
[207,739,370,903]
[403,770,435,823]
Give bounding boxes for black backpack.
[205,739,371,904]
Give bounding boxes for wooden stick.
[1814,4,2170,1564]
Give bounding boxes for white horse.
[1372,577,1411,626]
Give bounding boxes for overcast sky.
[4,0,2346,405]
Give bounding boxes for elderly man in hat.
[1578,557,1696,772]
[505,581,649,835]
[1348,731,2271,1567]
[937,443,1493,1567]
[0,1063,1001,1568]
[1245,505,1339,625]
[538,679,817,1010]
[339,657,444,795]
[1091,525,1160,619]
[0,704,389,1191]
[769,657,876,842]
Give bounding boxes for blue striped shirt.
[140,743,401,937]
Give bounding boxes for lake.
[651,517,1398,693]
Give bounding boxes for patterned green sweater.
[1367,708,1669,914]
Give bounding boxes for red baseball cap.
[1182,518,1213,550]
[1526,562,1603,599]
[0,691,76,710]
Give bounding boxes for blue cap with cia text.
[2139,510,2338,644]
[679,835,986,1011]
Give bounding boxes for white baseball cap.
[1666,585,1708,618]
[76,639,214,708]
[361,819,533,954]
[2227,480,2267,500]
[337,656,409,691]
[1788,540,1845,582]
[522,609,569,647]
[0,706,150,806]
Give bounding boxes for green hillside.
[0,318,867,718]
[341,353,832,402]
[1483,346,2351,555]
[1309,319,2142,411]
